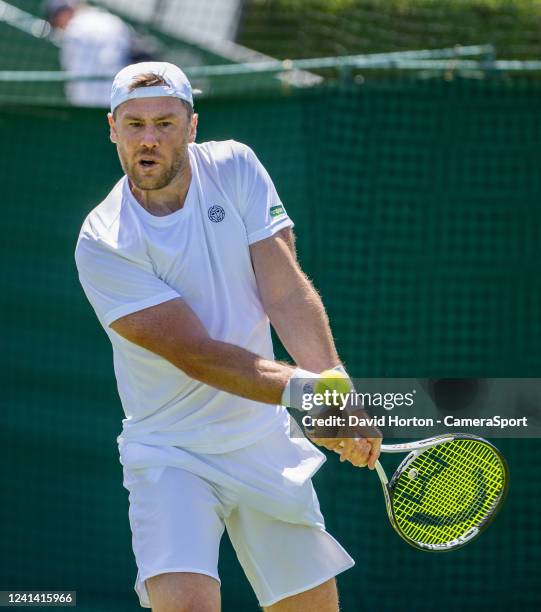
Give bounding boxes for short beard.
[122,145,187,191]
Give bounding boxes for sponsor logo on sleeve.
[270,204,285,218]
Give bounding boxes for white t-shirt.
[75,140,293,453]
[61,7,130,107]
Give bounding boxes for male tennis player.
[75,62,381,612]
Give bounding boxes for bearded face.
[109,97,196,192]
[119,137,188,192]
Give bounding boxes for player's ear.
[108,112,117,144]
[188,113,198,143]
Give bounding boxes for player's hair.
[128,72,167,92]
[113,72,194,120]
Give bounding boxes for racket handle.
[374,460,388,484]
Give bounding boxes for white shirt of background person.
[59,5,131,107]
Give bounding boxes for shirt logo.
[208,205,225,223]
[270,204,285,218]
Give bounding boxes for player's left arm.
[250,227,381,468]
[250,226,339,373]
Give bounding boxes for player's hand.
[309,432,381,469]
[304,368,382,468]
[334,410,383,469]
[340,435,382,469]
[305,401,383,469]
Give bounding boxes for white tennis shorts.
[121,422,355,607]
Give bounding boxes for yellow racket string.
[392,439,507,546]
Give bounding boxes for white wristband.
[281,367,319,411]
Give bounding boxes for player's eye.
[128,122,143,127]
[159,121,172,127]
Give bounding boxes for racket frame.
[375,434,509,552]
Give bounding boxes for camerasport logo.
[208,205,225,223]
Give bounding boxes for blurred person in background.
[43,0,131,107]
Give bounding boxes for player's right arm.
[110,299,376,467]
[110,297,294,404]
[75,219,295,405]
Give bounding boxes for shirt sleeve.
[75,233,179,327]
[234,144,293,245]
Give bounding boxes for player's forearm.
[110,297,297,405]
[266,280,341,372]
[178,338,294,404]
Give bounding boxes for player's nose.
[139,126,160,148]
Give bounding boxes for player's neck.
[129,161,192,217]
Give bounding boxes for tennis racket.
[370,434,508,551]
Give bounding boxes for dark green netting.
[1,78,540,610]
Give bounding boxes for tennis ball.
[314,369,353,401]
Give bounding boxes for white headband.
[110,62,193,113]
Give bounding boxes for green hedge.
[239,0,541,60]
